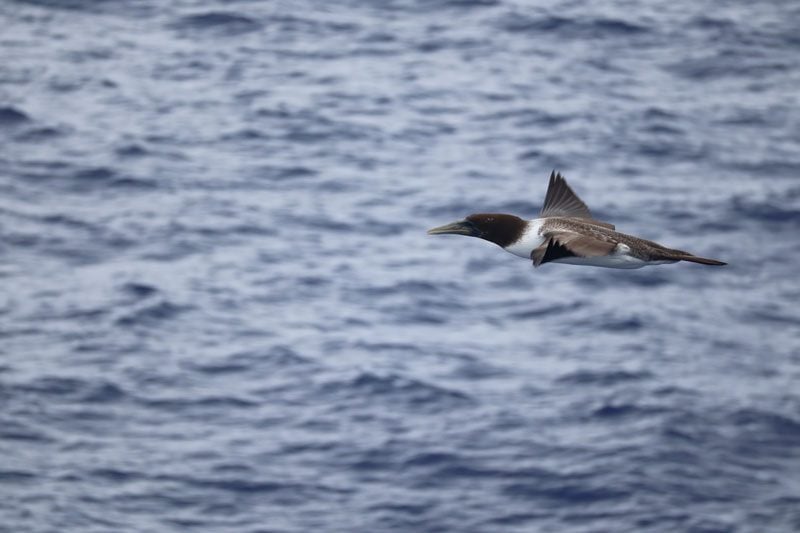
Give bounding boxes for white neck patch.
[504,219,546,258]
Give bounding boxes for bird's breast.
[503,219,546,258]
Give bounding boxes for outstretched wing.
[539,171,615,230]
[531,231,617,267]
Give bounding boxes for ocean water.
[1,1,799,531]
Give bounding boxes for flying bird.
[427,171,726,269]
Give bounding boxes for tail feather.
[654,246,726,266]
[674,254,727,266]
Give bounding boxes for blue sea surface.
[2,1,800,532]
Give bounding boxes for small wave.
[498,13,648,38]
[264,14,357,35]
[353,341,424,355]
[89,468,140,483]
[743,303,800,327]
[486,512,549,527]
[14,126,64,141]
[730,196,800,225]
[115,301,189,327]
[0,469,36,483]
[156,472,350,498]
[642,107,680,121]
[730,408,800,441]
[378,0,498,11]
[188,346,311,375]
[606,317,645,331]
[557,369,653,386]
[283,121,376,143]
[475,108,572,128]
[503,480,628,503]
[690,16,736,30]
[219,128,269,141]
[642,123,684,136]
[634,138,706,160]
[72,166,116,181]
[109,176,158,190]
[19,376,86,396]
[356,280,444,298]
[254,165,318,182]
[184,478,288,494]
[16,376,127,404]
[297,276,329,288]
[666,55,789,82]
[451,358,508,380]
[722,160,800,179]
[362,32,397,44]
[0,419,55,443]
[138,395,259,410]
[114,144,149,157]
[149,472,293,495]
[507,302,584,320]
[15,0,127,12]
[591,402,662,419]
[403,451,460,468]
[290,214,354,234]
[81,382,127,403]
[120,282,159,299]
[580,314,645,332]
[415,37,487,54]
[609,271,671,287]
[440,0,498,7]
[19,161,156,192]
[321,372,473,411]
[69,166,157,192]
[171,12,262,36]
[188,361,252,375]
[0,106,30,126]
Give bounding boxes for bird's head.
[427,213,526,248]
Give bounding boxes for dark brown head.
[427,213,526,248]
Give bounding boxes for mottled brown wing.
[540,171,592,219]
[539,171,615,230]
[531,232,618,267]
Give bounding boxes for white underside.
[502,219,678,269]
[549,256,676,269]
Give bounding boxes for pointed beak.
[427,219,480,237]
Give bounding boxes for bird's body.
[506,217,687,269]
[428,172,726,269]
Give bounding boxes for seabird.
[427,171,726,269]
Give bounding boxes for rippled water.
[2,1,800,531]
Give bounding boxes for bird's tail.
[654,247,726,266]
[675,255,727,266]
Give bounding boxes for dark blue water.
[2,1,800,531]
